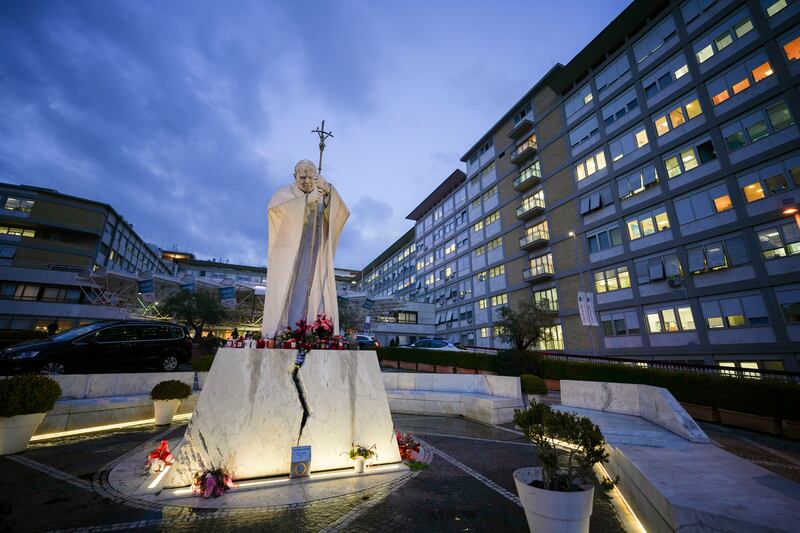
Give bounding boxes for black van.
[0,320,192,375]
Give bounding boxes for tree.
[337,296,359,334]
[495,299,554,353]
[160,289,229,341]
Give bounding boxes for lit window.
[782,35,800,61]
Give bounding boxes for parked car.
[355,335,380,349]
[0,320,192,375]
[404,338,466,351]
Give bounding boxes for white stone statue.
[262,159,349,338]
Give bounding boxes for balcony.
[508,113,534,140]
[519,230,549,250]
[513,165,541,191]
[510,136,538,164]
[516,198,545,220]
[523,265,554,283]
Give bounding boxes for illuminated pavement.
[0,414,627,532]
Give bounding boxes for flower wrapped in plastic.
[311,314,334,341]
[144,439,174,473]
[191,468,235,498]
[396,431,420,460]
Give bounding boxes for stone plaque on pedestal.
[162,348,401,487]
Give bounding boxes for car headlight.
[11,350,39,360]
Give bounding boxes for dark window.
[696,140,717,163]
[96,327,128,342]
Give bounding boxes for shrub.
[199,335,222,355]
[495,350,540,376]
[521,374,548,395]
[376,347,497,371]
[0,375,62,417]
[150,380,193,401]
[538,359,800,421]
[193,355,215,372]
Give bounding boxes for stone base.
[163,348,401,487]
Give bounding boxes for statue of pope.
[262,160,349,338]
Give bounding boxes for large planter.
[718,409,781,435]
[154,399,181,425]
[0,413,47,455]
[680,402,719,423]
[417,363,435,373]
[513,467,594,533]
[435,365,454,374]
[782,420,800,440]
[399,361,417,371]
[543,379,560,392]
[353,456,365,473]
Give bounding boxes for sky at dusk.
[0,0,630,270]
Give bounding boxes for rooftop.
[405,169,466,221]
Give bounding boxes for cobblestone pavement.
[0,414,628,532]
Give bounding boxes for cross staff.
[311,120,334,173]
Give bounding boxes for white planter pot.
[353,456,365,473]
[513,467,594,533]
[0,412,46,455]
[153,399,181,425]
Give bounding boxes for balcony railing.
[516,198,546,220]
[510,136,538,164]
[513,165,541,191]
[509,112,534,139]
[523,264,554,282]
[520,229,549,250]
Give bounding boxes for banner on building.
[577,291,598,327]
[219,286,237,308]
[138,279,155,304]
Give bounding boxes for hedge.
[376,347,497,372]
[520,374,547,395]
[0,375,62,417]
[150,380,193,401]
[539,359,800,421]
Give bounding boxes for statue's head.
[294,160,317,193]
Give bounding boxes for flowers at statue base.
[396,431,420,461]
[143,439,174,474]
[311,314,333,340]
[347,443,377,461]
[274,315,351,350]
[191,468,235,498]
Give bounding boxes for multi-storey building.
[359,229,418,300]
[457,0,800,369]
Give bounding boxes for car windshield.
[49,323,110,342]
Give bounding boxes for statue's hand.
[317,175,332,195]
[306,188,323,206]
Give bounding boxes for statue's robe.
[261,184,349,338]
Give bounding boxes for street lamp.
[569,230,596,356]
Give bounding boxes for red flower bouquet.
[191,468,235,498]
[396,432,420,460]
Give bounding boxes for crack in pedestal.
[292,359,311,445]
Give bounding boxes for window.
[533,288,558,311]
[601,88,639,128]
[642,53,690,100]
[564,83,594,119]
[454,187,467,206]
[433,207,443,222]
[40,287,81,303]
[779,26,800,62]
[646,305,696,333]
[484,210,499,226]
[757,222,800,259]
[775,286,800,324]
[722,101,795,152]
[538,325,564,350]
[473,220,484,232]
[579,186,613,215]
[486,236,502,251]
[529,253,554,277]
[693,8,755,64]
[569,116,600,150]
[488,264,505,278]
[663,138,716,178]
[618,165,659,199]
[761,0,796,18]
[595,54,631,97]
[681,0,719,24]
[482,185,498,201]
[575,149,607,181]
[602,311,640,336]
[609,124,649,162]
[517,161,541,185]
[687,236,749,272]
[702,294,769,328]
[594,265,631,293]
[512,135,537,158]
[3,197,35,213]
[491,293,507,306]
[633,15,678,64]
[626,207,670,240]
[474,244,486,256]
[513,102,533,126]
[706,50,774,106]
[0,284,39,300]
[520,190,545,213]
[634,252,682,284]
[0,226,35,238]
[674,183,732,224]
[478,298,489,310]
[588,225,622,253]
[653,93,703,136]
[524,221,549,243]
[445,241,456,255]
[739,155,800,203]
[479,327,490,338]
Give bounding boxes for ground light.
[30,413,193,441]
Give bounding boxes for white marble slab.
[163,348,400,488]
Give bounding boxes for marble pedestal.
[163,348,401,488]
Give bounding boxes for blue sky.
[0,0,630,269]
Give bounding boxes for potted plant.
[521,374,548,406]
[150,380,192,425]
[512,403,614,533]
[0,375,62,455]
[347,443,377,473]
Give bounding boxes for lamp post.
[570,231,597,357]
